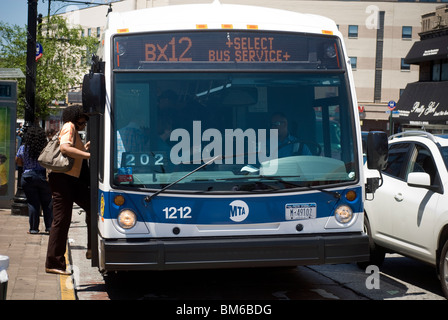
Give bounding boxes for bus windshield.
[113,71,356,192]
[112,32,356,193]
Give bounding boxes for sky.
[1,0,50,28]
[0,0,106,28]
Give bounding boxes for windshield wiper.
[218,175,341,198]
[144,153,341,200]
[304,183,341,199]
[256,177,340,198]
[144,155,221,202]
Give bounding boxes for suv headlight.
[334,204,353,224]
[117,209,137,229]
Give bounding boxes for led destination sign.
[113,31,341,70]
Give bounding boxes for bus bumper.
[99,233,369,271]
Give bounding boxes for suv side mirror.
[366,131,388,171]
[82,73,105,114]
[407,172,430,188]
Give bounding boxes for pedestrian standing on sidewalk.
[45,105,91,276]
[15,126,53,234]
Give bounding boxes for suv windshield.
[112,72,356,192]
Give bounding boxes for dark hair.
[23,126,48,160]
[62,105,89,124]
[46,128,56,135]
[271,112,287,120]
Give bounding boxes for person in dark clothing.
[15,126,53,234]
[45,105,91,275]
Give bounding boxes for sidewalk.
[0,208,67,299]
[0,205,97,300]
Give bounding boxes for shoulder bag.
[38,130,75,173]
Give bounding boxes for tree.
[0,22,27,114]
[0,16,98,121]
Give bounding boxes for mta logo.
[229,200,249,222]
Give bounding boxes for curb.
[60,244,76,300]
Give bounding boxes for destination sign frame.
[113,30,343,70]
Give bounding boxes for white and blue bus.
[82,2,387,272]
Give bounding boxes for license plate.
[285,203,317,220]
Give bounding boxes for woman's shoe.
[45,268,71,276]
[27,230,39,234]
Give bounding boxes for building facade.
[57,0,446,131]
[395,4,448,132]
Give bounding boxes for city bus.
[82,2,387,272]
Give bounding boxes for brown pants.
[45,172,91,270]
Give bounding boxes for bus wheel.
[357,215,385,269]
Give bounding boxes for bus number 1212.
[163,206,193,219]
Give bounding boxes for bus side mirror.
[82,73,105,114]
[366,131,388,171]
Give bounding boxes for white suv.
[363,131,448,298]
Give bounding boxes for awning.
[404,35,448,64]
[395,81,448,125]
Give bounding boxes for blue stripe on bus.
[99,186,362,225]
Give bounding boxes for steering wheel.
[296,141,322,156]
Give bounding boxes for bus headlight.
[117,209,137,229]
[334,205,353,224]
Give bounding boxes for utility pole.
[12,0,38,216]
[24,0,38,127]
[47,0,51,36]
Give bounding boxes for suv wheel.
[439,240,448,299]
[357,215,385,269]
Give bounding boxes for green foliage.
[0,16,98,121]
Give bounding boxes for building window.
[432,62,441,81]
[349,57,357,69]
[442,61,448,81]
[97,27,101,38]
[401,58,410,71]
[88,28,91,37]
[432,60,448,81]
[402,26,412,39]
[422,19,431,32]
[348,25,358,38]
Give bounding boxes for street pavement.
[0,205,106,300]
[1,205,445,301]
[0,207,69,300]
